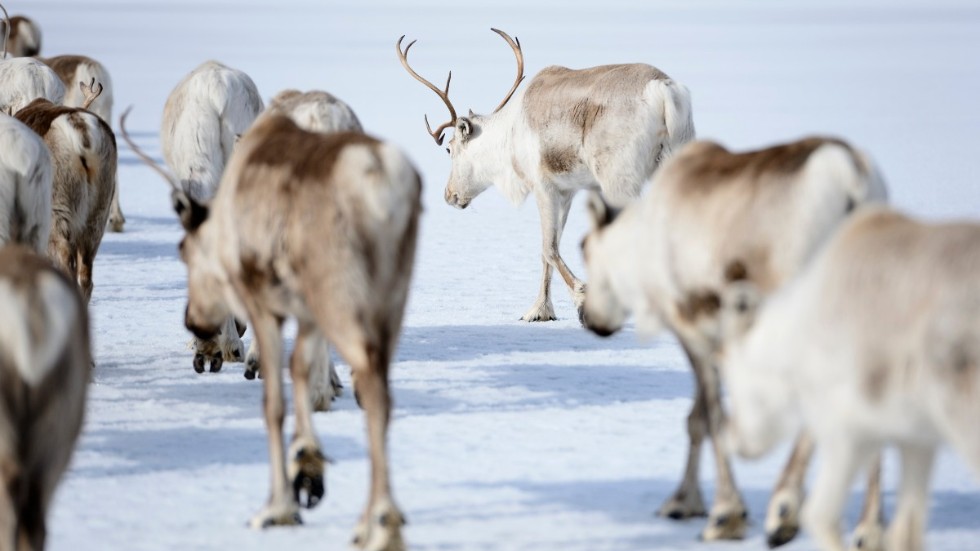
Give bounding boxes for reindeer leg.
[765,431,816,547]
[849,453,885,551]
[288,321,327,509]
[523,187,582,322]
[107,175,125,232]
[350,342,404,551]
[885,445,934,551]
[245,307,300,528]
[658,364,708,519]
[695,349,748,540]
[803,437,875,551]
[244,337,260,379]
[218,316,245,364]
[307,337,342,412]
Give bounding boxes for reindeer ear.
[171,189,209,232]
[457,117,472,138]
[468,109,476,118]
[587,191,618,231]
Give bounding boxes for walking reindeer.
[122,109,421,550]
[398,28,694,321]
[581,137,888,542]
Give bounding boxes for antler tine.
[79,78,104,110]
[118,106,182,193]
[397,34,458,145]
[491,28,526,114]
[0,2,11,60]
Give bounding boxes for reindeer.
[722,207,980,551]
[0,245,91,551]
[42,54,126,233]
[235,88,366,408]
[580,137,888,542]
[0,113,52,253]
[122,109,421,550]
[14,81,115,304]
[0,9,41,58]
[398,29,694,322]
[0,57,64,114]
[160,60,264,373]
[263,89,362,133]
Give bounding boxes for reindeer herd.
[0,5,976,551]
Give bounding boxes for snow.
[17,0,980,549]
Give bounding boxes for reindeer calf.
[161,60,263,373]
[0,245,91,551]
[723,207,980,551]
[0,113,52,253]
[581,137,887,541]
[14,83,116,303]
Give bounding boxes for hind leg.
[849,454,885,551]
[107,175,125,232]
[287,321,327,509]
[885,444,935,551]
[765,431,815,547]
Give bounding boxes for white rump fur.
[161,60,263,367]
[724,207,980,551]
[0,114,52,253]
[580,136,887,542]
[0,57,64,113]
[263,89,362,133]
[162,60,264,204]
[0,272,78,386]
[56,58,113,122]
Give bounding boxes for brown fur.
[38,55,88,86]
[182,113,421,538]
[1,16,41,57]
[675,137,858,196]
[0,246,90,551]
[677,291,722,324]
[13,99,117,303]
[523,64,669,135]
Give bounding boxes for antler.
[118,106,181,193]
[0,2,11,60]
[79,78,104,110]
[396,35,457,146]
[491,28,525,114]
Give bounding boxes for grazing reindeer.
[14,81,116,304]
[161,60,264,373]
[263,89,362,133]
[723,207,980,551]
[0,7,41,58]
[580,137,888,541]
[0,57,64,114]
[0,245,91,551]
[0,113,52,253]
[42,54,126,233]
[123,110,421,549]
[238,88,365,408]
[398,29,694,321]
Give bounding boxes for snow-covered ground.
[18,0,980,549]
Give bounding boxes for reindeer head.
[119,107,227,340]
[398,29,524,209]
[580,192,630,337]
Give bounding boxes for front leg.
[523,187,582,322]
[849,454,885,551]
[692,347,748,541]
[765,431,816,547]
[658,372,707,520]
[803,438,876,551]
[245,307,300,528]
[885,444,934,551]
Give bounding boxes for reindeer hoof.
[290,445,326,509]
[657,489,707,520]
[209,353,223,373]
[244,355,259,380]
[193,353,206,374]
[249,502,303,529]
[767,525,799,548]
[701,504,748,541]
[108,217,125,233]
[244,368,256,380]
[765,487,803,547]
